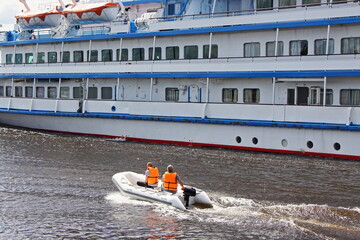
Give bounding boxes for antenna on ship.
[18,0,31,12]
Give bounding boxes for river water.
[0,125,359,239]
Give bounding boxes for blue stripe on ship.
[2,70,360,79]
[0,108,359,131]
[2,16,360,46]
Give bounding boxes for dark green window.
[37,52,45,63]
[48,52,57,63]
[149,47,162,60]
[184,45,198,59]
[166,46,179,60]
[102,49,113,62]
[74,51,84,62]
[25,53,34,64]
[132,48,145,61]
[87,50,98,62]
[15,54,23,64]
[61,51,70,63]
[203,44,218,59]
[116,49,128,61]
[6,54,13,64]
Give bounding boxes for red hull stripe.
[39,128,360,161]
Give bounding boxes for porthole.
[111,106,116,112]
[281,139,288,147]
[334,142,341,151]
[236,136,241,143]
[307,141,313,149]
[252,137,258,145]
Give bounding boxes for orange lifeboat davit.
[63,2,120,24]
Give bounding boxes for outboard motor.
[183,186,196,207]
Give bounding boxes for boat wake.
[106,191,360,239]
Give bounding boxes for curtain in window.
[315,39,334,55]
[165,88,179,101]
[244,43,260,57]
[266,42,283,56]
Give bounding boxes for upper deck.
[1,0,360,46]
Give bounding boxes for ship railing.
[155,0,360,22]
[2,52,359,68]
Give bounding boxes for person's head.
[167,165,174,173]
[147,162,153,168]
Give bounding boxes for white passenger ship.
[1,0,360,160]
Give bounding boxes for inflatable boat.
[112,171,212,210]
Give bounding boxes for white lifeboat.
[16,8,63,30]
[112,171,213,210]
[63,2,120,24]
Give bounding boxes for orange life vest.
[162,172,177,191]
[146,167,159,185]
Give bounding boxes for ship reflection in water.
[0,125,359,239]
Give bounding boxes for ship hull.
[0,109,359,160]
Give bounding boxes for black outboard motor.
[183,186,196,207]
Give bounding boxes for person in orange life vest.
[137,162,159,188]
[161,165,184,194]
[145,162,159,187]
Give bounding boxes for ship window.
[101,87,112,99]
[116,49,128,61]
[168,3,175,15]
[149,47,162,60]
[341,37,360,54]
[61,51,70,63]
[290,40,308,56]
[6,86,12,97]
[266,41,284,56]
[73,87,84,99]
[87,50,98,62]
[340,89,360,105]
[88,87,98,99]
[166,46,179,60]
[257,0,273,10]
[203,44,218,59]
[5,54,12,64]
[327,0,347,3]
[132,48,145,61]
[25,86,33,98]
[15,54,23,64]
[222,88,238,103]
[47,87,57,99]
[287,89,295,105]
[279,0,296,8]
[310,87,333,105]
[37,52,45,63]
[244,89,260,103]
[0,86,3,96]
[25,53,34,64]
[302,0,321,6]
[36,87,45,98]
[74,51,84,62]
[60,87,70,99]
[102,49,113,62]
[244,42,260,57]
[48,52,57,63]
[165,88,179,102]
[15,86,22,97]
[184,45,198,59]
[315,39,334,55]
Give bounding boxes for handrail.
[154,0,359,22]
[1,52,359,67]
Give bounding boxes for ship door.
[188,85,200,102]
[297,87,309,105]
